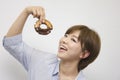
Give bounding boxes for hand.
[25,6,45,23]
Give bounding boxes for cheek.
[69,45,82,56]
[69,43,81,51]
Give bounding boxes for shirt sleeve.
[2,34,35,71]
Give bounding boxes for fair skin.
[6,6,89,80]
[6,6,45,37]
[57,30,89,80]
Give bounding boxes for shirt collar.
[52,60,60,76]
[75,71,86,80]
[52,61,85,80]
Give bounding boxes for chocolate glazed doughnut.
[34,19,53,35]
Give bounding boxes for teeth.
[60,45,67,50]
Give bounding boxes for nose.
[60,36,69,44]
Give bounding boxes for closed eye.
[71,38,77,43]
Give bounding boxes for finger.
[39,8,45,23]
[36,8,41,19]
[32,9,37,18]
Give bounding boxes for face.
[57,30,83,62]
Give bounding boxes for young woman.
[3,6,101,80]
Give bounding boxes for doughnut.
[34,19,53,35]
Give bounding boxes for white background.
[0,0,120,80]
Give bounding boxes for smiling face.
[57,25,101,70]
[57,30,83,62]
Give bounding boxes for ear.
[80,50,90,59]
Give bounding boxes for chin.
[57,53,68,61]
[57,53,63,59]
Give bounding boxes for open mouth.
[59,45,68,52]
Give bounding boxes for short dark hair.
[65,25,101,71]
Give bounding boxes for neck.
[59,60,79,78]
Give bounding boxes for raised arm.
[6,6,45,37]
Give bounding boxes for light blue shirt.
[3,34,86,80]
